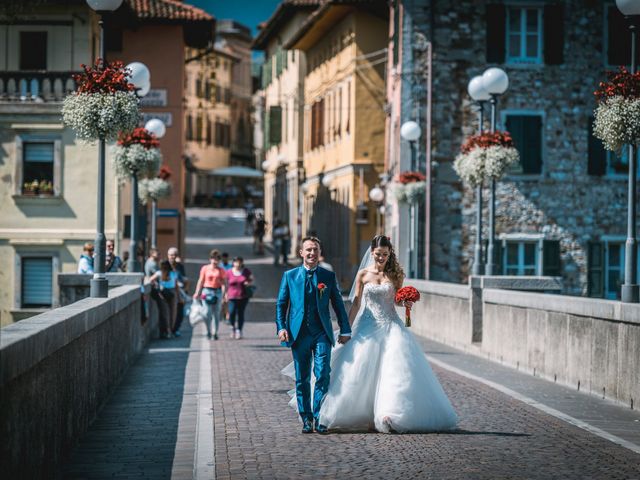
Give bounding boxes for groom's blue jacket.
[276,265,351,347]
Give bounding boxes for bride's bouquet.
[395,286,420,327]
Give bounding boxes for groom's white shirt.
[277,264,351,337]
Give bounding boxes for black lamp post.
[401,120,422,278]
[617,0,640,303]
[467,75,491,276]
[481,67,509,276]
[86,0,123,297]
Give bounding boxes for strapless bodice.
[360,282,399,324]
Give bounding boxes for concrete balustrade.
[0,284,158,480]
[406,279,640,409]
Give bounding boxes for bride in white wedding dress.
[283,235,458,433]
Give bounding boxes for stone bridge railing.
[406,278,640,409]
[0,282,158,480]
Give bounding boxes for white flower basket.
[392,181,426,204]
[62,91,139,141]
[139,178,172,205]
[454,145,519,186]
[593,95,640,152]
[112,144,162,180]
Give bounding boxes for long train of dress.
[282,282,458,433]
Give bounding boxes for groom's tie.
[305,268,315,296]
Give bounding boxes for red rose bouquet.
[395,286,420,327]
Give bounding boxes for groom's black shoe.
[314,421,328,434]
[302,418,314,434]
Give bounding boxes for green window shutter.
[269,106,282,146]
[264,110,270,150]
[587,241,604,298]
[506,115,543,174]
[283,49,288,70]
[543,3,564,65]
[542,239,561,277]
[486,4,506,64]
[587,116,606,176]
[22,257,52,307]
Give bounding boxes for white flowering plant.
[593,67,640,153]
[392,171,426,204]
[453,131,519,186]
[62,59,139,141]
[112,128,162,180]
[139,178,172,205]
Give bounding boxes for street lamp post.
[467,75,491,276]
[369,185,385,235]
[86,0,123,298]
[401,120,422,278]
[145,118,167,250]
[481,67,509,276]
[617,0,640,303]
[125,62,151,273]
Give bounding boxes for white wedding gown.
[282,282,458,433]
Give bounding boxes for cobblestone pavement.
[63,209,640,479]
[211,320,640,480]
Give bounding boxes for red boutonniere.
[317,283,327,298]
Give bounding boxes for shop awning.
[207,166,264,178]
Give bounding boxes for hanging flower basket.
[112,128,162,180]
[392,171,426,204]
[453,131,519,186]
[138,177,172,205]
[593,67,640,153]
[62,59,139,141]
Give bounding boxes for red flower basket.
[117,127,160,149]
[73,59,135,94]
[395,286,420,327]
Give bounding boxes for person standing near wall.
[77,242,94,274]
[168,247,189,337]
[105,239,124,272]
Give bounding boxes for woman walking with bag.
[225,256,254,339]
[193,249,227,340]
[148,260,180,339]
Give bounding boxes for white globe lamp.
[369,185,384,203]
[145,119,166,139]
[126,62,151,96]
[616,0,640,15]
[468,75,491,101]
[86,0,123,11]
[400,121,421,142]
[482,67,509,95]
[321,175,332,188]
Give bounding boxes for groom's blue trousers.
[291,323,332,422]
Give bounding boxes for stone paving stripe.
[194,322,215,479]
[427,355,640,455]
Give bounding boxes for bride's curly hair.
[371,235,405,288]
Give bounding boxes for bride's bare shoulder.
[357,268,372,279]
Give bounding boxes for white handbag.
[189,299,206,327]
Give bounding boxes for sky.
[190,0,282,36]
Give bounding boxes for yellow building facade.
[184,44,237,204]
[288,3,388,285]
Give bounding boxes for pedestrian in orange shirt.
[193,249,227,340]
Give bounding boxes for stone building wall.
[413,0,635,296]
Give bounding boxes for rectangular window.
[23,142,54,195]
[21,257,53,307]
[590,240,640,299]
[504,241,538,276]
[605,146,640,178]
[20,31,47,70]
[505,114,543,174]
[605,242,624,300]
[506,7,542,64]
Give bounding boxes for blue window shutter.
[22,257,53,307]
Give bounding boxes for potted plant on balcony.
[22,179,54,196]
[593,66,640,153]
[112,127,162,180]
[62,59,139,141]
[453,130,519,186]
[392,171,426,204]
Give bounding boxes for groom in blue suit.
[276,236,351,433]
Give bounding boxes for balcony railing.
[0,71,79,103]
